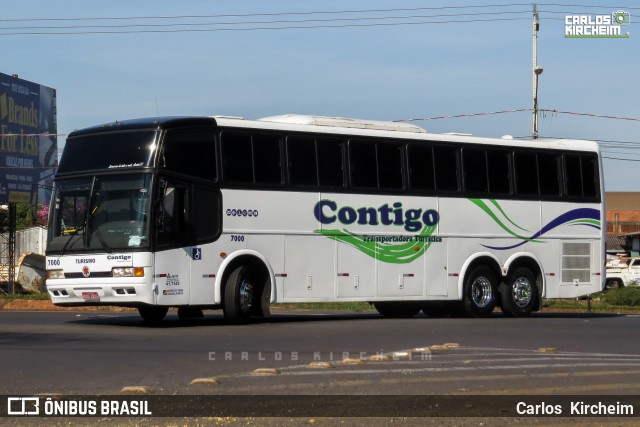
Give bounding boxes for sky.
[3,0,638,191]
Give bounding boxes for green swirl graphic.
[469,198,543,243]
[314,225,438,264]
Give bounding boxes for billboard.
[0,72,57,205]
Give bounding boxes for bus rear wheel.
[500,267,538,317]
[463,266,497,317]
[373,302,421,318]
[138,306,168,322]
[223,266,256,324]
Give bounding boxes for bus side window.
[433,145,460,192]
[462,147,488,194]
[157,179,191,247]
[408,144,435,192]
[515,151,539,196]
[288,136,318,187]
[349,140,378,189]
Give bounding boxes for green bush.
[602,287,640,306]
[0,204,38,231]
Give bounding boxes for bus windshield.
[48,174,153,253]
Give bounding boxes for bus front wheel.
[138,306,168,322]
[500,267,538,317]
[223,266,256,324]
[463,266,497,317]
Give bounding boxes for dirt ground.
[2,298,639,315]
[0,298,136,312]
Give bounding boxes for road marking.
[251,368,280,375]
[190,377,219,385]
[204,374,640,394]
[276,363,640,377]
[120,386,151,394]
[220,345,640,396]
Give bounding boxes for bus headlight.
[112,267,145,277]
[47,270,65,279]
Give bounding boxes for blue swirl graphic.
[482,208,601,250]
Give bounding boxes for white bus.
[46,115,605,323]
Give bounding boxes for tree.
[0,204,36,232]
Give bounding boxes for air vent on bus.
[114,287,137,295]
[561,242,592,283]
[258,114,427,133]
[51,289,69,297]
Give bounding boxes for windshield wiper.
[90,226,112,252]
[60,234,79,256]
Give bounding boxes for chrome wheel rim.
[471,276,493,308]
[238,279,254,313]
[512,277,532,307]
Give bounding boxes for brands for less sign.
[0,72,57,204]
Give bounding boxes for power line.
[0,11,533,32]
[0,4,555,23]
[2,3,636,35]
[395,109,531,122]
[2,3,637,24]
[0,17,532,36]
[601,150,640,156]
[540,109,640,122]
[603,157,640,162]
[539,3,640,11]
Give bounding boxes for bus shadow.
[68,309,626,328]
[68,311,383,328]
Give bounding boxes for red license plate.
[82,292,100,302]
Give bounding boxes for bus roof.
[67,114,600,153]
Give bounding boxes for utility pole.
[0,203,16,294]
[532,4,543,139]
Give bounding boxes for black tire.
[373,301,421,318]
[223,266,256,324]
[138,306,168,322]
[421,301,451,318]
[463,266,497,318]
[605,279,623,291]
[257,277,271,318]
[500,267,539,317]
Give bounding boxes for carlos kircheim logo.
[565,10,630,38]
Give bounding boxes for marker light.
[112,267,145,277]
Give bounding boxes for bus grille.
[561,242,591,283]
[64,272,113,278]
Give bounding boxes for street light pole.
[532,4,543,139]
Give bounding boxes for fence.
[606,221,640,235]
[0,226,47,282]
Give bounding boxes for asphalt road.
[1,309,640,398]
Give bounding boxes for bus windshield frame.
[47,173,154,254]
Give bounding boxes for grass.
[2,288,640,313]
[0,291,50,300]
[272,302,375,312]
[543,286,640,312]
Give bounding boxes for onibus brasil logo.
[565,10,630,38]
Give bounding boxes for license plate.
[82,292,100,302]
